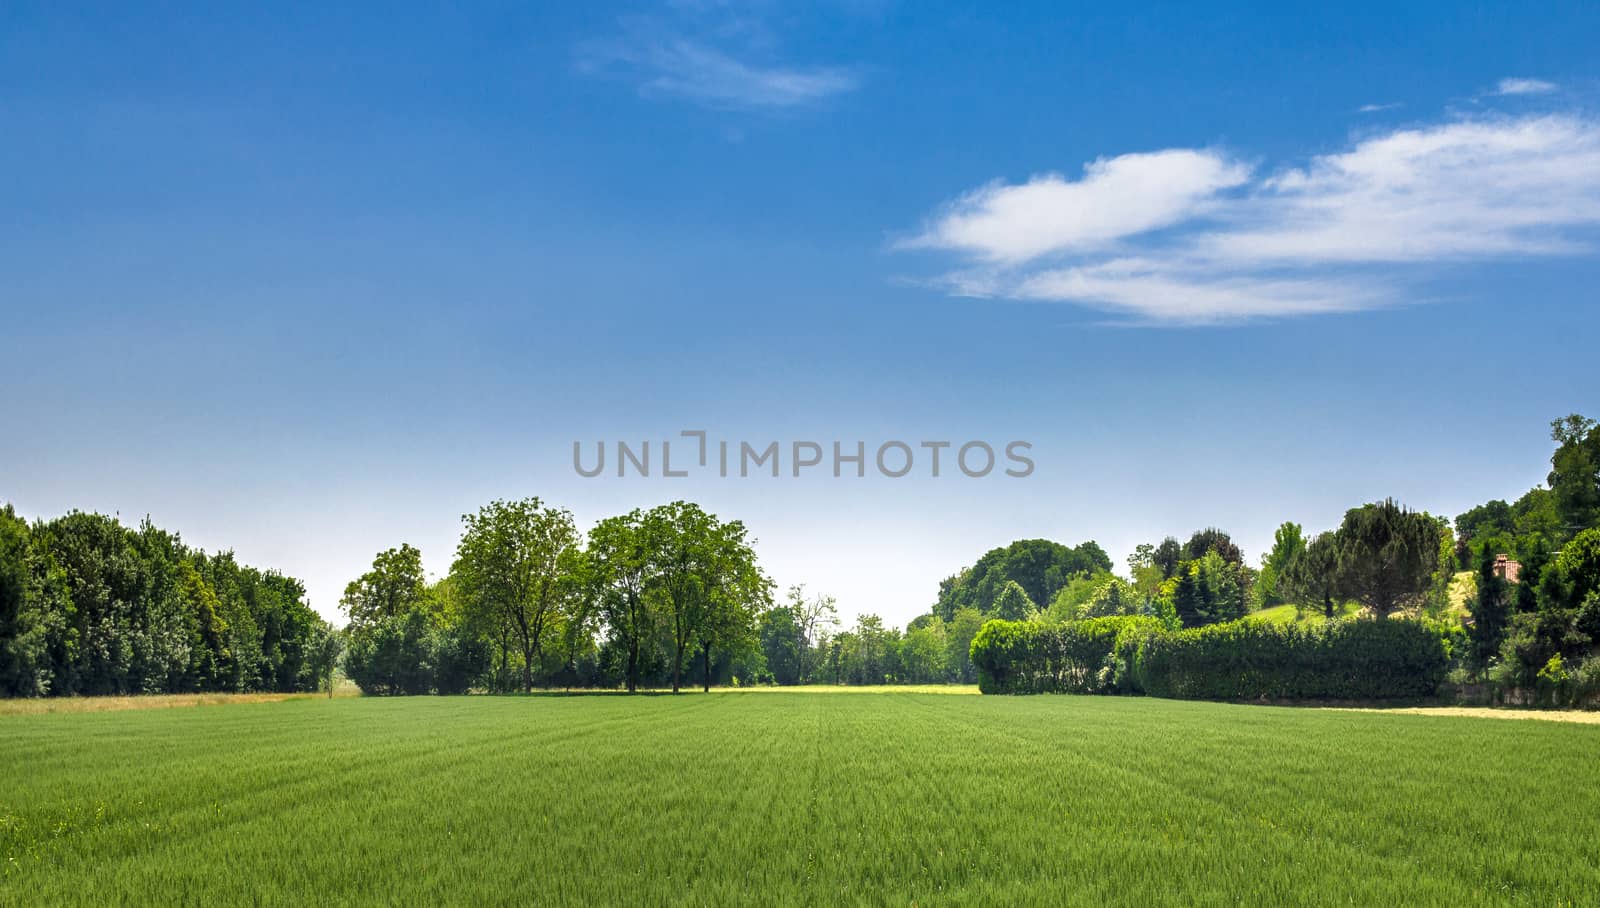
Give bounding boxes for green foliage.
[1576,591,1600,644]
[452,498,581,693]
[944,607,985,685]
[1134,618,1450,701]
[1170,551,1251,627]
[1281,532,1339,619]
[1332,499,1442,617]
[583,510,654,692]
[639,501,770,692]
[1255,522,1306,609]
[1553,528,1600,608]
[757,605,804,685]
[897,615,950,684]
[1453,415,1598,571]
[345,608,436,695]
[970,616,1166,695]
[989,580,1035,621]
[1184,527,1244,566]
[1468,546,1511,667]
[0,507,325,698]
[339,543,428,627]
[1548,414,1600,536]
[933,538,1111,620]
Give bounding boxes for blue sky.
[3,1,1598,626]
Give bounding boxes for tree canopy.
[934,538,1111,621]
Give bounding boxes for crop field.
[4,692,1599,906]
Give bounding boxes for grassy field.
[5,692,1599,906]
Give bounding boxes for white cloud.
[1210,116,1600,264]
[899,150,1251,264]
[900,112,1600,324]
[1358,102,1401,113]
[1011,261,1378,324]
[1495,77,1559,96]
[579,11,861,111]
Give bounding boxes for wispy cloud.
[1494,77,1559,96]
[898,110,1600,324]
[578,9,862,111]
[1357,102,1401,113]
[896,150,1251,264]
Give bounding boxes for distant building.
[1493,554,1522,584]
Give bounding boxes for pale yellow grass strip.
[0,688,359,716]
[1332,705,1600,725]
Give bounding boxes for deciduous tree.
[453,498,580,692]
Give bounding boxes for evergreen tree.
[1468,546,1511,667]
[1173,570,1201,628]
[991,580,1036,621]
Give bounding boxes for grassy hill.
[1248,601,1362,625]
[1249,572,1478,626]
[4,691,1599,904]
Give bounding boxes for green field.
[4,692,1599,906]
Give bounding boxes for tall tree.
[1282,532,1340,619]
[306,621,345,698]
[1172,569,1202,627]
[693,519,770,693]
[1332,499,1441,618]
[1152,537,1184,580]
[1256,522,1306,608]
[946,608,985,684]
[1184,528,1245,567]
[1554,528,1600,608]
[643,502,712,694]
[786,584,837,683]
[640,501,763,693]
[340,543,428,628]
[453,498,579,692]
[586,511,654,693]
[1468,545,1511,667]
[758,605,804,685]
[1549,414,1600,538]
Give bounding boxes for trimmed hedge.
[1134,618,1449,700]
[973,616,1450,701]
[970,616,1165,694]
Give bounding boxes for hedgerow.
[973,616,1451,701]
[970,616,1165,694]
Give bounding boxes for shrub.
[345,608,488,696]
[1572,656,1600,709]
[1133,618,1450,701]
[970,616,1166,695]
[976,615,1452,701]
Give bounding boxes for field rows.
[3,692,1599,905]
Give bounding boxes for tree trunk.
[626,635,638,693]
[701,642,712,693]
[498,624,510,693]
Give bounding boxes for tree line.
[0,508,338,697]
[4,413,1596,701]
[341,499,772,695]
[338,498,984,694]
[957,415,1600,705]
